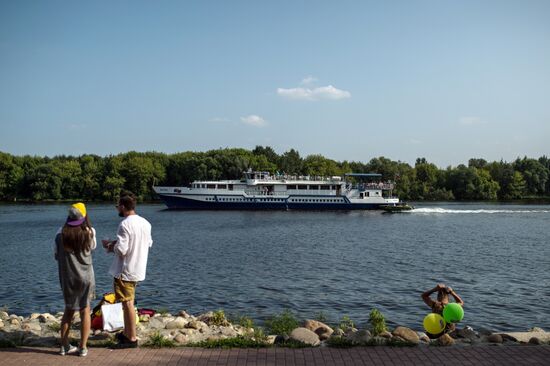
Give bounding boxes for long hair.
[62,216,93,253]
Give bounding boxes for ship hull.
[157,194,388,210]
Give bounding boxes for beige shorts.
[114,277,137,302]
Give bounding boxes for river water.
[0,202,549,332]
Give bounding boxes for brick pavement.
[0,345,549,365]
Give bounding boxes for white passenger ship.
[153,171,400,210]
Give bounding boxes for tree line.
[0,147,549,202]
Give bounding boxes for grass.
[47,322,61,332]
[236,315,254,329]
[189,336,269,349]
[369,308,387,336]
[314,311,328,323]
[265,310,299,336]
[326,336,355,348]
[143,331,177,348]
[157,308,170,316]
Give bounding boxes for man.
[422,283,464,337]
[103,192,153,348]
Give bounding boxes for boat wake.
[412,207,550,214]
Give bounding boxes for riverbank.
[1,310,549,349]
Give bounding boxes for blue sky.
[1,1,549,167]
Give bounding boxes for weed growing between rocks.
[265,310,299,336]
[326,336,355,348]
[339,315,355,332]
[237,315,254,329]
[210,310,227,326]
[47,322,61,333]
[315,311,328,323]
[157,308,170,316]
[144,331,177,348]
[369,308,387,335]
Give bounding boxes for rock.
[417,332,430,343]
[9,318,20,327]
[266,335,277,345]
[179,328,197,336]
[0,311,8,320]
[333,328,345,337]
[529,337,543,345]
[174,333,189,344]
[148,317,165,329]
[220,326,238,338]
[0,320,4,328]
[186,320,207,330]
[22,336,58,347]
[379,330,392,339]
[274,335,288,344]
[499,330,550,343]
[303,319,334,340]
[392,326,420,344]
[289,327,320,346]
[139,314,150,322]
[437,334,455,346]
[30,313,40,320]
[529,327,544,333]
[22,322,42,333]
[487,334,503,343]
[38,314,55,323]
[178,310,191,318]
[166,317,187,329]
[455,327,478,340]
[347,329,371,345]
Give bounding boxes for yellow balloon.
[423,313,446,334]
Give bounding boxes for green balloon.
[443,303,464,323]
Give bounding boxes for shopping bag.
[101,302,124,332]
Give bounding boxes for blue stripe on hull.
[158,195,385,210]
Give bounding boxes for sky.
[1,0,549,167]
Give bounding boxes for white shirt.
[109,214,153,282]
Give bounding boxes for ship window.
[309,185,319,190]
[320,185,330,190]
[228,184,233,190]
[207,184,215,189]
[298,185,307,190]
[287,185,297,190]
[218,184,226,189]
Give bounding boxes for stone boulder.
[498,329,550,343]
[437,333,455,346]
[528,337,543,345]
[0,311,9,321]
[379,330,392,339]
[487,334,503,343]
[392,326,419,344]
[148,317,165,330]
[346,329,371,345]
[166,317,187,330]
[303,319,334,340]
[289,327,320,346]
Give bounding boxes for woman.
[55,202,96,357]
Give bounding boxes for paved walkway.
[1,346,549,365]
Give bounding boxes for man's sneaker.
[110,339,138,349]
[59,344,77,356]
[116,332,129,342]
[78,347,88,357]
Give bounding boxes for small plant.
[339,315,355,331]
[369,308,387,336]
[157,307,170,316]
[237,315,254,329]
[47,322,61,332]
[210,309,227,326]
[315,311,328,323]
[144,331,176,348]
[265,309,299,336]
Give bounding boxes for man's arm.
[114,225,130,256]
[422,284,444,307]
[447,287,464,306]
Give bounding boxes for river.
[0,202,548,332]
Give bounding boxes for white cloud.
[300,76,318,85]
[277,84,351,101]
[240,115,268,127]
[209,117,230,123]
[459,117,487,126]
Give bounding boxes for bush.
[265,310,299,336]
[47,322,61,333]
[369,308,387,336]
[210,309,227,326]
